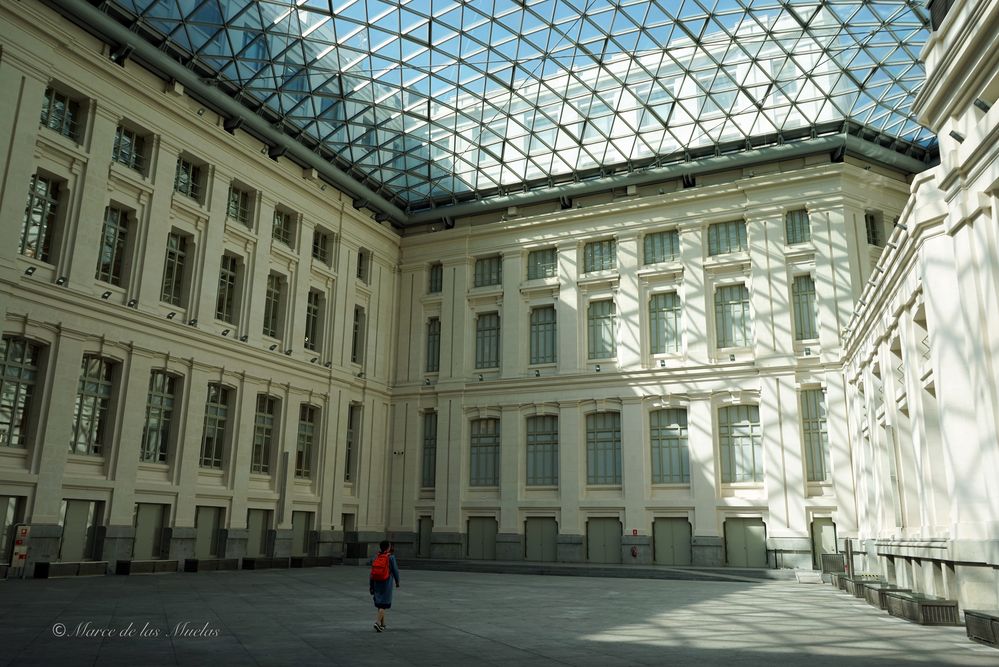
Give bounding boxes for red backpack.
[370,552,390,581]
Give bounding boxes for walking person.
[369,540,400,632]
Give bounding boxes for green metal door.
[291,511,312,556]
[418,516,432,557]
[725,518,767,567]
[653,518,692,565]
[246,509,270,557]
[467,517,497,560]
[133,503,166,560]
[524,518,558,562]
[811,518,837,569]
[195,506,222,559]
[60,500,97,561]
[586,518,622,563]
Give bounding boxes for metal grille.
[586,412,621,485]
[227,186,252,225]
[707,220,747,255]
[527,248,557,280]
[792,274,818,340]
[865,212,884,246]
[40,87,79,140]
[112,125,145,171]
[173,157,201,200]
[312,228,331,264]
[644,230,680,264]
[70,356,114,456]
[785,209,810,245]
[650,408,689,483]
[714,283,751,348]
[475,312,500,369]
[474,255,503,287]
[140,371,174,463]
[718,405,763,483]
[96,206,128,286]
[583,239,616,273]
[529,306,557,365]
[272,209,294,245]
[526,415,558,486]
[649,291,681,354]
[587,299,617,359]
[0,337,40,449]
[469,418,499,486]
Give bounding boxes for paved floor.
[1,567,995,666]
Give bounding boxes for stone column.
[170,361,210,562]
[193,168,230,327]
[687,397,721,565]
[556,400,583,562]
[679,227,709,364]
[496,405,522,559]
[500,253,524,376]
[244,196,276,345]
[430,395,464,558]
[136,139,180,308]
[615,234,642,370]
[621,397,651,563]
[556,241,581,374]
[747,212,794,363]
[438,258,470,382]
[812,203,856,356]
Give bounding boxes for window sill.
[108,161,152,193]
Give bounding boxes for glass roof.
[98,0,934,212]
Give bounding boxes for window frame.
[718,404,763,483]
[583,238,616,273]
[714,283,751,349]
[525,415,558,486]
[707,220,748,256]
[20,173,61,263]
[585,411,622,485]
[650,408,689,484]
[140,371,176,464]
[474,311,501,369]
[200,383,230,469]
[643,230,680,265]
[0,336,42,449]
[70,355,116,457]
[469,418,500,487]
[96,205,129,286]
[587,299,617,359]
[473,255,503,287]
[527,248,557,280]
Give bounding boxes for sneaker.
[379,624,387,631]
[374,623,383,633]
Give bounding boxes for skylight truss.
[86,0,935,213]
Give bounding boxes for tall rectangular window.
[428,262,443,293]
[262,273,284,338]
[344,404,361,481]
[421,411,437,488]
[20,174,60,262]
[96,206,129,286]
[305,290,323,352]
[173,157,202,200]
[469,418,499,486]
[865,212,883,247]
[650,408,689,483]
[801,389,830,482]
[312,228,331,265]
[140,371,175,463]
[587,299,617,359]
[707,220,747,255]
[40,87,79,140]
[200,384,229,469]
[785,209,810,245]
[643,230,680,264]
[526,415,558,486]
[273,209,294,246]
[586,412,622,485]
[474,255,502,287]
[351,306,366,364]
[529,306,557,365]
[160,232,188,306]
[718,405,763,483]
[0,337,40,449]
[583,239,616,272]
[792,275,818,340]
[251,395,277,474]
[475,312,500,368]
[112,125,145,171]
[296,404,317,479]
[356,249,371,283]
[527,248,557,279]
[70,356,114,456]
[425,317,441,372]
[215,254,239,324]
[714,284,750,348]
[226,186,252,226]
[649,292,681,354]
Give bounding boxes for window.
[718,405,763,483]
[96,206,129,286]
[140,371,175,463]
[200,384,230,469]
[215,254,240,324]
[714,284,751,348]
[469,418,499,486]
[0,337,41,449]
[587,299,617,359]
[801,389,830,482]
[650,408,689,483]
[586,412,622,485]
[649,292,681,354]
[20,174,60,262]
[426,317,441,372]
[40,87,79,140]
[421,411,437,488]
[112,125,145,172]
[475,312,500,369]
[344,404,361,481]
[785,209,810,245]
[312,228,331,264]
[356,248,371,283]
[273,209,294,246]
[160,231,188,306]
[792,275,818,340]
[865,212,883,247]
[583,239,616,272]
[226,186,252,226]
[296,405,317,479]
[644,230,680,264]
[70,356,115,456]
[351,306,366,364]
[527,248,557,280]
[707,220,747,255]
[252,395,277,474]
[529,306,557,365]
[305,290,323,352]
[262,273,284,338]
[428,262,443,293]
[173,156,202,201]
[526,415,558,486]
[474,255,502,287]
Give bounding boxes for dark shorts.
[374,601,392,610]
